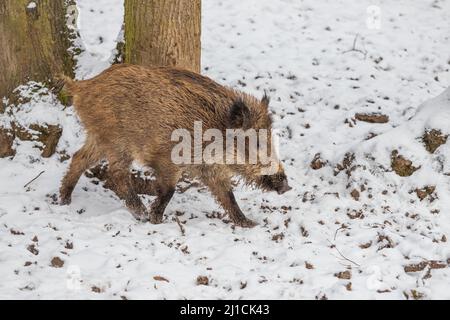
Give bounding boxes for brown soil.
[196,276,209,286]
[355,113,389,123]
[0,127,15,158]
[29,124,62,158]
[391,151,419,177]
[404,260,447,273]
[422,129,447,154]
[50,257,64,268]
[311,153,326,170]
[10,122,62,158]
[334,153,355,176]
[350,189,360,201]
[335,270,351,280]
[415,186,436,201]
[27,244,39,255]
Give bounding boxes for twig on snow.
[327,239,361,267]
[24,171,45,189]
[342,34,367,58]
[334,225,347,241]
[175,216,186,236]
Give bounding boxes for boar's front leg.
[147,167,180,224]
[204,178,257,228]
[148,186,175,224]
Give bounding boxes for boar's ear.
[261,91,270,107]
[229,99,251,129]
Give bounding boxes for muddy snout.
[259,172,292,195]
[276,178,292,194]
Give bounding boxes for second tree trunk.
[124,0,201,73]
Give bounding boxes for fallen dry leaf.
[153,276,170,283]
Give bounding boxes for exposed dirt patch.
[404,260,447,273]
[350,189,360,201]
[359,241,372,249]
[391,151,419,177]
[11,122,62,158]
[311,153,326,170]
[355,113,389,123]
[335,270,351,280]
[50,257,64,268]
[377,234,395,250]
[414,186,436,201]
[65,241,74,250]
[0,128,16,158]
[29,124,62,158]
[27,244,39,256]
[300,225,309,237]
[422,129,448,153]
[347,209,363,219]
[196,276,209,286]
[10,229,24,235]
[272,233,285,242]
[334,153,355,176]
[91,286,103,293]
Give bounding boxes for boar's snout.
[277,179,292,195]
[259,172,292,195]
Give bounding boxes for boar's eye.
[277,174,285,181]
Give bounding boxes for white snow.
[27,2,37,10]
[1,0,449,299]
[74,0,124,79]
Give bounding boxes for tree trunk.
[0,0,75,100]
[124,0,201,73]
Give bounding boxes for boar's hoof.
[128,210,149,223]
[135,215,149,223]
[60,198,72,206]
[59,192,72,206]
[148,213,164,225]
[233,218,258,228]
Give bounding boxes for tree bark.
[0,0,75,100]
[124,0,201,73]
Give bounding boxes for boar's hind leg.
[60,142,99,205]
[204,180,257,228]
[108,157,148,221]
[148,168,179,224]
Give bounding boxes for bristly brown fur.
[59,64,290,228]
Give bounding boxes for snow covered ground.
[1,0,450,299]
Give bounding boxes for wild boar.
[59,64,291,228]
